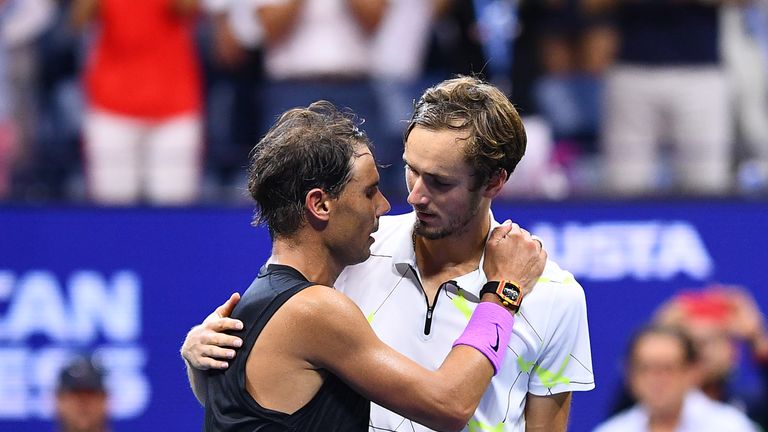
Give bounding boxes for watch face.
[501,284,520,302]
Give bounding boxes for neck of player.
[270,239,344,287]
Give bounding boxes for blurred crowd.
[596,285,768,432]
[0,0,767,205]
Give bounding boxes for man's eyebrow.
[365,180,380,193]
[404,159,455,181]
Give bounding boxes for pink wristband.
[452,302,515,375]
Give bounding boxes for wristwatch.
[479,280,524,312]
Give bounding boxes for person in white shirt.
[594,325,757,432]
[182,76,595,431]
[253,0,387,164]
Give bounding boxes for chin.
[348,249,372,266]
[415,226,452,241]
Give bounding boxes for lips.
[416,211,436,222]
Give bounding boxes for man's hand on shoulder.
[181,292,245,370]
[483,220,547,298]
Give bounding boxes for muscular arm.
[346,0,387,33]
[525,392,572,432]
[290,286,504,432]
[257,0,303,45]
[171,0,199,16]
[184,222,547,418]
[70,0,99,31]
[295,223,545,430]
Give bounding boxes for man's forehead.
[407,124,471,142]
[350,149,378,180]
[404,129,473,175]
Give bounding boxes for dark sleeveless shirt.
[204,264,370,431]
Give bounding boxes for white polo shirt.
[593,390,758,432]
[337,212,595,432]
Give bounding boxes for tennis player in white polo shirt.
[182,76,594,431]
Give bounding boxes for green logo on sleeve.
[534,356,571,389]
[468,419,505,432]
[517,355,535,374]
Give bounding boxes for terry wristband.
[452,302,515,375]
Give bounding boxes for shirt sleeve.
[528,272,595,395]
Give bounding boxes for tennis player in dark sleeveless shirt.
[203,102,547,431]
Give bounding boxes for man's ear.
[305,188,331,224]
[483,169,508,198]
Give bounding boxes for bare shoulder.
[280,285,367,328]
[278,285,376,370]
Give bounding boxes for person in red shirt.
[73,0,203,204]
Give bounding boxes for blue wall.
[1,201,766,431]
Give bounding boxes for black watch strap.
[480,280,524,312]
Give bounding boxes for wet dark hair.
[405,75,526,189]
[247,101,371,237]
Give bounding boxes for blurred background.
[1,0,767,431]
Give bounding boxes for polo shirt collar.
[391,212,418,267]
[391,210,500,300]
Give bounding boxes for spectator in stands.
[0,0,55,199]
[598,0,733,195]
[253,0,387,190]
[654,286,768,430]
[72,0,203,205]
[0,1,16,199]
[55,355,110,432]
[594,325,758,432]
[25,0,88,202]
[534,0,616,149]
[721,0,768,193]
[198,0,265,201]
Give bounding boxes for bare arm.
[294,223,545,431]
[171,0,199,16]
[70,0,99,31]
[293,288,495,431]
[211,12,246,68]
[525,392,572,432]
[181,293,244,405]
[257,0,303,45]
[182,222,546,414]
[433,0,453,18]
[346,0,387,34]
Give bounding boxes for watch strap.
[480,280,523,311]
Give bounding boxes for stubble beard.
[413,192,482,241]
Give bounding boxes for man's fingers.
[489,220,516,242]
[538,246,548,263]
[204,345,238,361]
[197,357,230,370]
[207,332,243,348]
[215,292,241,318]
[189,345,236,370]
[531,235,543,251]
[209,317,244,333]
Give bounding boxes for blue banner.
[1,201,766,431]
